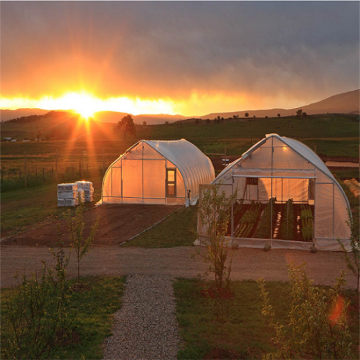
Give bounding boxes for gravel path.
[103,274,179,360]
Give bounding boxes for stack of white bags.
[57,181,93,207]
[75,181,94,202]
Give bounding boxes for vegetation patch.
[174,278,359,360]
[1,275,126,360]
[123,205,197,248]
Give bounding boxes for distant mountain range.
[1,89,359,123]
[199,89,360,119]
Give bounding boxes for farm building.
[198,134,351,251]
[102,139,215,205]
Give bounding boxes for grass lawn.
[174,278,360,360]
[1,275,126,359]
[123,205,198,248]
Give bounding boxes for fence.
[0,152,116,192]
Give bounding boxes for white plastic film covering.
[334,186,351,239]
[273,144,313,170]
[111,167,122,197]
[103,170,111,197]
[102,139,214,205]
[143,160,165,199]
[209,133,352,249]
[122,159,142,198]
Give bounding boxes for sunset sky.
[1,2,359,116]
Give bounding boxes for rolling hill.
[0,89,358,126]
[200,89,360,119]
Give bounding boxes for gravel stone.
[102,274,179,360]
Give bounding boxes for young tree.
[197,184,237,290]
[142,120,147,126]
[277,113,281,117]
[258,263,352,360]
[296,109,303,117]
[66,202,99,286]
[245,112,249,118]
[117,115,136,139]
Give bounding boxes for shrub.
[258,263,352,360]
[1,244,76,359]
[197,184,237,290]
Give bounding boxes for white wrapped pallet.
[57,190,78,199]
[58,198,79,207]
[76,181,94,202]
[77,189,85,203]
[57,183,80,207]
[57,183,78,192]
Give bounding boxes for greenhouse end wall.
[197,135,352,251]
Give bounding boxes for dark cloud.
[1,2,359,108]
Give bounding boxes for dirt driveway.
[1,245,356,289]
[1,204,181,247]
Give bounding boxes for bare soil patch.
[1,204,181,247]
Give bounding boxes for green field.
[1,114,359,177]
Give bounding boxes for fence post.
[24,152,27,188]
[55,150,58,182]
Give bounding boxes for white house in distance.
[102,139,215,205]
[198,134,351,251]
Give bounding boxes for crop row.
[254,198,277,239]
[280,199,295,240]
[234,201,262,238]
[301,205,313,241]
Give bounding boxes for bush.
[258,263,352,360]
[197,184,237,290]
[1,245,76,359]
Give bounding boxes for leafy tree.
[258,263,352,360]
[165,121,169,125]
[245,112,249,118]
[206,119,211,124]
[302,112,308,117]
[197,184,237,290]
[117,115,136,139]
[265,116,268,119]
[142,121,147,126]
[277,113,281,117]
[66,201,99,286]
[253,115,256,119]
[296,109,303,117]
